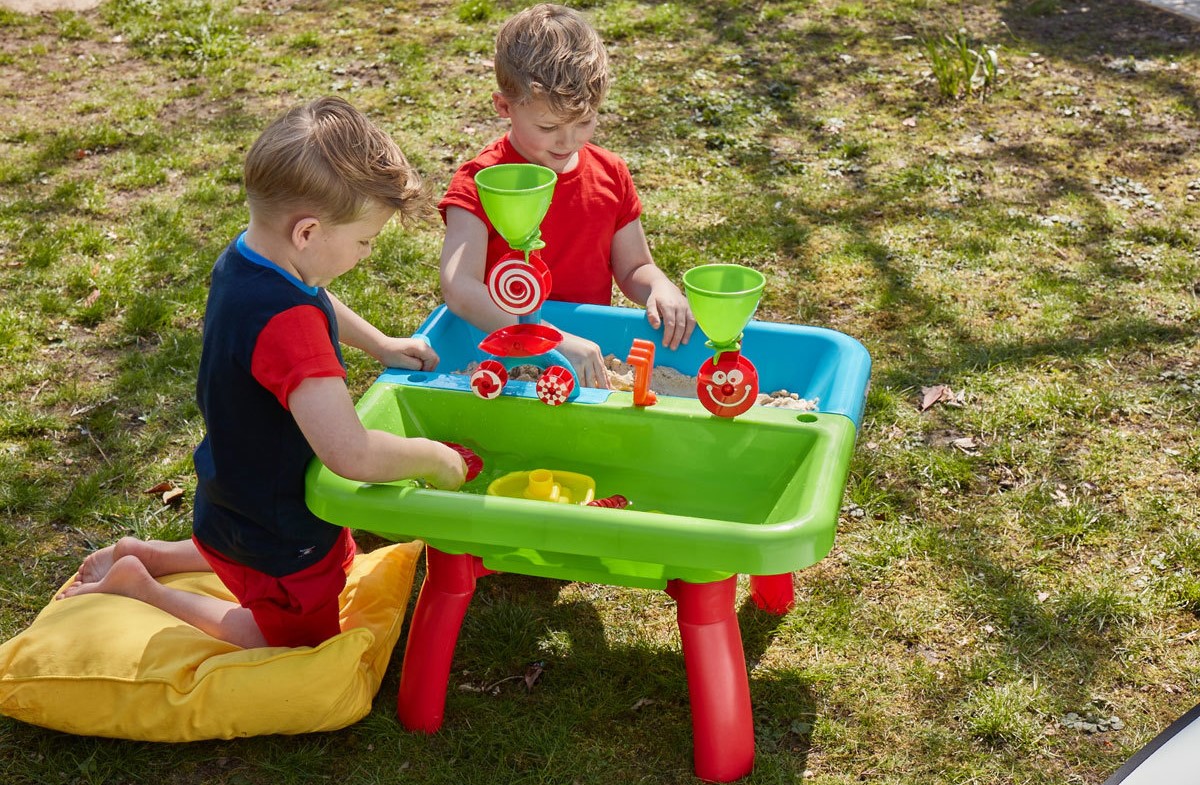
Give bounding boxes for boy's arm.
[611,219,696,350]
[439,207,516,333]
[289,375,465,488]
[328,292,439,371]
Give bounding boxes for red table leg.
[667,577,755,782]
[397,547,493,732]
[749,573,796,615]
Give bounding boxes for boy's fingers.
[662,306,687,349]
[660,319,677,349]
[415,343,439,370]
[588,353,609,388]
[580,360,600,388]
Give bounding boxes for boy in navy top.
[59,97,467,648]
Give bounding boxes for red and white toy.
[696,351,759,418]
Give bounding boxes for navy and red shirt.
[192,234,347,577]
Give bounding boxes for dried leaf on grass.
[928,431,980,453]
[143,481,184,507]
[920,384,964,411]
[950,436,978,452]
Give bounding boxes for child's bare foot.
[58,536,143,598]
[74,542,120,585]
[57,537,209,600]
[59,554,155,601]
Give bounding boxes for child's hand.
[645,283,696,350]
[440,441,483,482]
[558,332,610,389]
[377,336,439,371]
[423,439,468,490]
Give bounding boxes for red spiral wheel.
[486,251,552,316]
[470,360,507,400]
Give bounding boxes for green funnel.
[474,164,557,252]
[683,264,765,350]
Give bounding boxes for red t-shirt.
[439,135,642,305]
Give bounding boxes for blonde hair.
[244,96,431,226]
[494,4,610,120]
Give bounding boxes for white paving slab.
[1134,0,1200,23]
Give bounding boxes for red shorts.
[194,528,357,648]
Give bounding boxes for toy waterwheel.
[469,360,508,400]
[534,365,574,406]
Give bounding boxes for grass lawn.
[1,0,1198,783]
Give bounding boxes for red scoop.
[440,441,483,482]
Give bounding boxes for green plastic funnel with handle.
[474,164,558,253]
[682,264,765,352]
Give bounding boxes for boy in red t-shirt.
[439,3,695,388]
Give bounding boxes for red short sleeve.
[250,305,346,409]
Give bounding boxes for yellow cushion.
[0,540,422,741]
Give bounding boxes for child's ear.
[291,216,321,250]
[492,92,512,118]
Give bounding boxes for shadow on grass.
[359,569,819,779]
[937,518,1137,707]
[607,0,1199,381]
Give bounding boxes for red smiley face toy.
[696,351,759,418]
